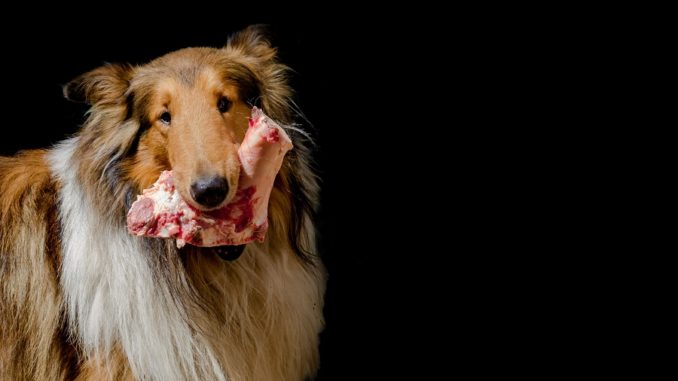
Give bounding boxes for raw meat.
[126,107,293,248]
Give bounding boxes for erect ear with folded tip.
[63,63,133,106]
[226,24,277,62]
[224,25,293,123]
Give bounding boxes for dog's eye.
[217,97,232,113]
[159,112,171,125]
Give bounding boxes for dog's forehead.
[133,48,227,89]
[151,47,222,68]
[129,46,258,103]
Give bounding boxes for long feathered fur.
[0,25,325,381]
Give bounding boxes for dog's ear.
[63,63,133,105]
[225,24,278,63]
[225,25,293,122]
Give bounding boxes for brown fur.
[0,26,324,381]
[0,151,78,380]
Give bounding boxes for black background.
[2,12,436,380]
[0,8,637,379]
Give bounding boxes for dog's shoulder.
[0,149,74,381]
[0,149,56,222]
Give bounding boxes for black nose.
[190,176,229,208]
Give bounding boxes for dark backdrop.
[1,13,432,380]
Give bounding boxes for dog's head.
[65,26,317,261]
[65,25,293,211]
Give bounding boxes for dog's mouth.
[213,245,246,261]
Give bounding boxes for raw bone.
[126,107,292,248]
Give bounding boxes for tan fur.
[0,26,324,381]
[74,346,135,381]
[0,151,77,380]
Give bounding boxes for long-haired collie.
[0,25,325,381]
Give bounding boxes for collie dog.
[0,26,325,381]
